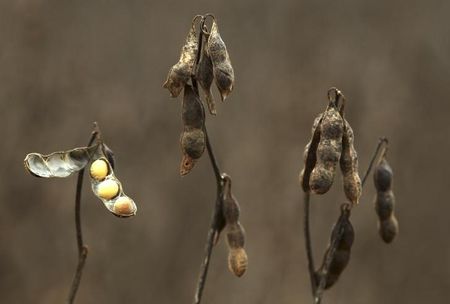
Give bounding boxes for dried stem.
[303,192,316,294]
[191,15,225,304]
[303,137,389,304]
[361,137,389,186]
[67,123,100,304]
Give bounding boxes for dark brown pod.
[310,106,344,194]
[299,113,323,192]
[315,206,354,289]
[180,154,196,176]
[207,20,234,101]
[196,34,216,115]
[182,84,204,129]
[378,216,399,243]
[374,190,395,221]
[226,222,245,249]
[180,129,205,159]
[228,248,248,277]
[213,208,226,246]
[340,120,361,205]
[374,158,393,192]
[163,22,199,98]
[222,177,240,224]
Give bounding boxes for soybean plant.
[23,123,137,304]
[298,89,399,304]
[163,14,247,304]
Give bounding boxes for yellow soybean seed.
[97,179,120,200]
[90,159,109,181]
[113,196,135,216]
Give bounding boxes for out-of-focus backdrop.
[0,1,449,303]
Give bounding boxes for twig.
[303,192,316,294]
[67,123,99,304]
[191,15,225,304]
[361,137,388,186]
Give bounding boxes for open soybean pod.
[309,103,344,195]
[299,112,324,192]
[24,145,98,178]
[315,205,354,289]
[196,30,216,115]
[163,16,200,98]
[90,157,137,218]
[207,18,234,102]
[339,120,362,205]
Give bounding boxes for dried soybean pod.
[309,105,344,194]
[207,19,234,102]
[24,145,97,178]
[374,156,398,243]
[213,209,226,246]
[339,119,362,205]
[196,33,216,115]
[163,19,199,98]
[378,216,399,244]
[299,113,324,192]
[180,153,196,176]
[228,248,248,277]
[222,175,240,223]
[180,129,205,160]
[315,205,354,289]
[374,157,393,192]
[374,190,395,221]
[182,84,205,129]
[226,222,245,249]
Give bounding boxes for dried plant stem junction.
[303,137,389,304]
[66,123,100,304]
[191,15,227,304]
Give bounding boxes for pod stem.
[361,137,389,186]
[191,15,226,304]
[67,122,100,304]
[303,192,317,294]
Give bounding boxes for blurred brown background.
[0,0,449,303]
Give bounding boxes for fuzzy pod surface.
[299,113,323,192]
[309,106,344,194]
[339,119,362,205]
[163,22,199,98]
[315,206,354,289]
[207,20,234,101]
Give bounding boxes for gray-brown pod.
[373,157,398,243]
[196,33,216,115]
[315,206,354,289]
[222,177,240,224]
[299,113,324,192]
[207,20,234,102]
[374,158,393,192]
[182,84,205,129]
[163,22,199,98]
[309,105,344,194]
[180,129,205,160]
[339,119,361,205]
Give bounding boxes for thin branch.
[361,137,388,186]
[303,191,316,295]
[191,15,225,304]
[67,124,99,304]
